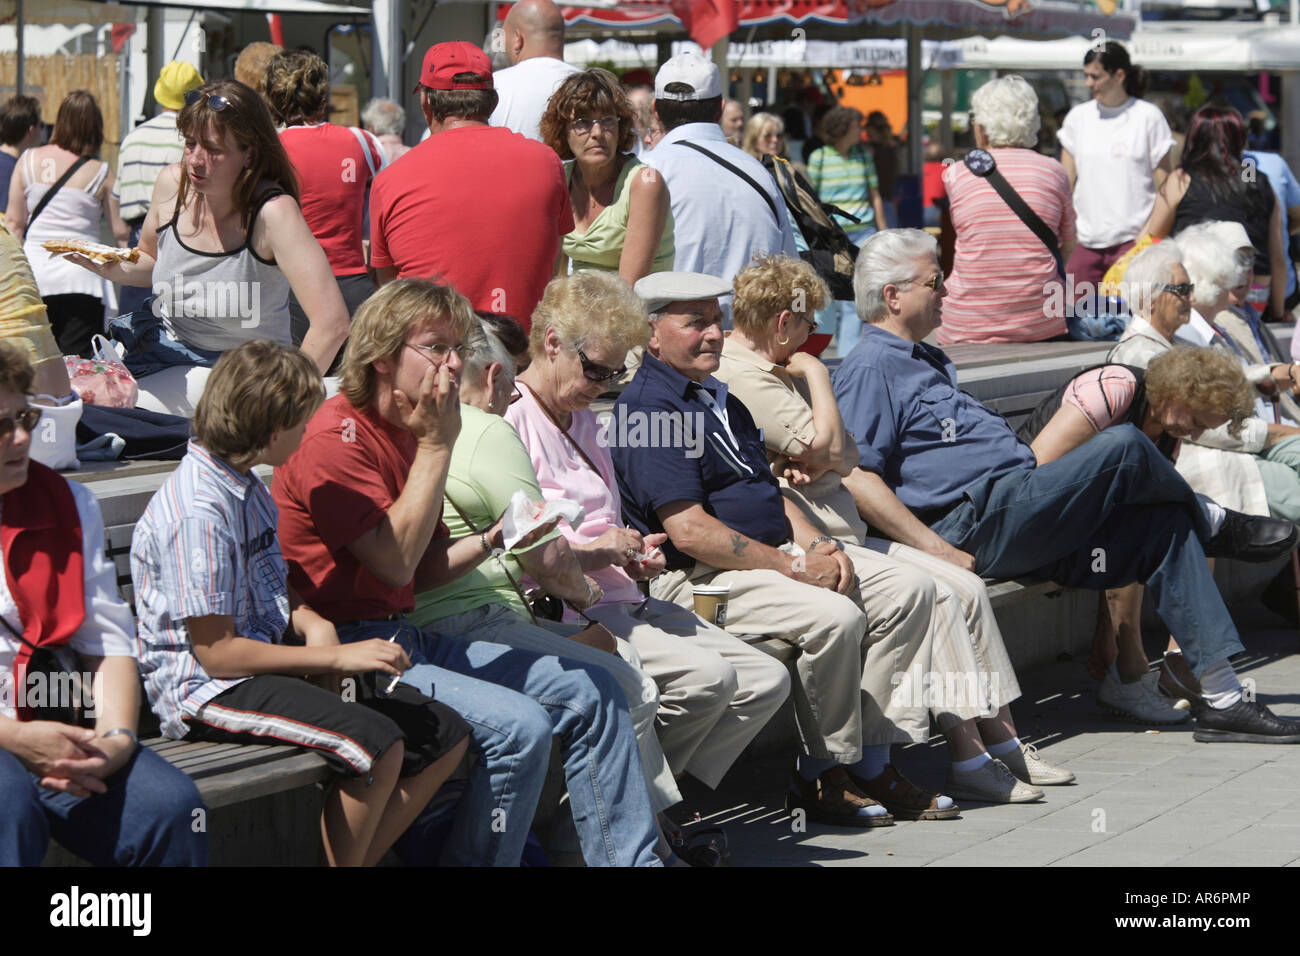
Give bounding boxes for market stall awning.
[567,34,964,68]
[956,21,1300,72]
[558,0,1135,40]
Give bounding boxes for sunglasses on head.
[0,406,41,443]
[185,89,231,112]
[577,346,625,383]
[1161,282,1195,300]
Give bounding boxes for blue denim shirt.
[832,323,1036,514]
[611,352,790,569]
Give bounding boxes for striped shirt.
[113,112,184,221]
[808,143,879,228]
[131,441,289,739]
[936,148,1077,344]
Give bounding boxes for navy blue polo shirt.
[610,352,791,569]
[832,323,1036,515]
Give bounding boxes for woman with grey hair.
[361,97,411,165]
[1108,240,1191,367]
[937,75,1078,343]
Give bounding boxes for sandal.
[848,763,961,821]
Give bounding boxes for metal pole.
[144,7,165,116]
[905,23,922,174]
[940,68,954,154]
[388,0,404,114]
[16,0,24,95]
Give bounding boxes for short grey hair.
[1123,239,1183,319]
[970,75,1040,149]
[854,229,940,323]
[462,320,515,391]
[1177,221,1247,306]
[361,97,405,137]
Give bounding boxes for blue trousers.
[337,619,661,868]
[0,745,208,867]
[930,425,1244,676]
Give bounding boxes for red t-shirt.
[923,160,947,208]
[279,123,384,276]
[273,394,448,623]
[369,124,574,331]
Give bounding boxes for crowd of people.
[3,11,1300,867]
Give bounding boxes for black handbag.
[0,614,89,725]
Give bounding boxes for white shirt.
[0,481,135,721]
[1176,309,1296,429]
[640,123,798,323]
[1059,97,1175,249]
[490,56,581,143]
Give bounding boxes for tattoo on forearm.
[730,533,748,557]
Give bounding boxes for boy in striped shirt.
[131,340,469,866]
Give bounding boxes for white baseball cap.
[654,51,722,102]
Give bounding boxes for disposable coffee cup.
[692,584,731,627]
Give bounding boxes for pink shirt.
[1063,365,1137,432]
[937,147,1076,344]
[504,386,642,609]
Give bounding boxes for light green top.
[563,154,676,274]
[409,405,561,627]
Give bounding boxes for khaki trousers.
[580,597,791,789]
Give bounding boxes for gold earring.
[777,335,790,346]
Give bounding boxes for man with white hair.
[833,228,1300,744]
[489,0,580,141]
[639,53,797,322]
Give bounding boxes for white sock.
[951,752,992,774]
[1198,659,1243,709]
[1106,661,1122,684]
[986,736,1021,758]
[1196,494,1227,536]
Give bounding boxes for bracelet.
[480,531,505,558]
[100,727,138,745]
[809,535,843,551]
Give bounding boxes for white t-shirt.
[489,57,581,143]
[0,481,135,721]
[1059,97,1176,249]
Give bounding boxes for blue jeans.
[337,619,661,867]
[930,425,1244,676]
[0,745,208,866]
[107,309,223,379]
[825,224,878,354]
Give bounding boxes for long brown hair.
[50,90,103,157]
[175,79,299,228]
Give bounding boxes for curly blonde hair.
[732,254,830,336]
[528,271,649,357]
[264,49,330,127]
[340,279,477,408]
[1144,346,1254,439]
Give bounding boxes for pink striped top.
[936,148,1076,344]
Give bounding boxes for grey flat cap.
[634,271,733,314]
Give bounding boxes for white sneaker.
[1098,671,1191,725]
[997,742,1075,786]
[946,758,1043,804]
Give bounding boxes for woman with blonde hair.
[715,253,1071,812]
[741,112,786,161]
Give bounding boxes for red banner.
[667,0,740,48]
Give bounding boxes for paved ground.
[674,604,1300,867]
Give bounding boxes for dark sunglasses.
[185,90,231,112]
[1161,282,1195,300]
[577,346,625,383]
[0,406,41,443]
[903,270,945,292]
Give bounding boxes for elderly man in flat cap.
[610,271,991,826]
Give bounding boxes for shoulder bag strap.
[978,163,1065,281]
[443,496,541,626]
[26,156,91,231]
[676,141,780,226]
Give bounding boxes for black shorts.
[184,673,469,780]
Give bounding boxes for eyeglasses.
[576,346,625,383]
[0,406,41,444]
[902,271,945,292]
[571,115,619,136]
[1161,282,1195,300]
[406,341,476,363]
[185,90,231,112]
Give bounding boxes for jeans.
[107,309,223,379]
[337,618,661,867]
[930,425,1244,676]
[0,745,208,867]
[826,224,878,354]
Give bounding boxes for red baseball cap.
[416,41,493,92]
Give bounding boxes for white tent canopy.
[956,22,1300,73]
[566,36,964,71]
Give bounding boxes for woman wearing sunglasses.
[67,80,349,416]
[505,271,790,831]
[539,69,673,285]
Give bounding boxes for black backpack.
[761,153,861,301]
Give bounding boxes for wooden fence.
[0,53,121,169]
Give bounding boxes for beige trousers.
[578,597,791,789]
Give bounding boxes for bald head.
[504,0,566,64]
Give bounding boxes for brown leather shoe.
[785,766,895,828]
[848,763,961,820]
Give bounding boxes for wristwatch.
[480,531,505,559]
[100,727,138,746]
[809,535,844,552]
[963,148,996,177]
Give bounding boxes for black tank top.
[1172,171,1275,275]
